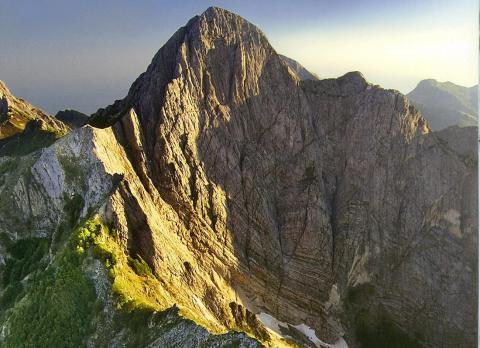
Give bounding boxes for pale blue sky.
[0,0,477,114]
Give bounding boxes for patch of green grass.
[0,237,49,311]
[0,158,19,176]
[0,129,60,157]
[2,221,99,347]
[3,249,97,347]
[58,154,83,186]
[64,193,84,228]
[71,217,166,311]
[128,256,154,277]
[2,237,49,286]
[0,282,23,310]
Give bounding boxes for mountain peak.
[0,79,69,141]
[339,71,367,84]
[202,6,235,18]
[0,80,11,96]
[408,78,478,130]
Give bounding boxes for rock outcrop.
[279,55,319,81]
[55,109,89,129]
[0,81,68,139]
[0,7,476,348]
[0,81,69,156]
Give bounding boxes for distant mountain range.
[407,79,478,131]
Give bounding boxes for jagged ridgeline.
[0,7,477,348]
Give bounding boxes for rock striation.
[0,7,477,348]
[88,7,477,347]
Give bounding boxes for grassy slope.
[0,212,261,347]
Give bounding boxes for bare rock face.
[55,109,89,129]
[85,7,477,348]
[0,6,476,348]
[279,54,319,81]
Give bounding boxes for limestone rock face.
[86,7,477,348]
[0,6,476,348]
[279,54,319,81]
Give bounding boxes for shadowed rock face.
[0,7,476,348]
[86,7,477,347]
[55,109,89,129]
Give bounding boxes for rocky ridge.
[55,109,89,129]
[0,7,477,348]
[279,55,319,81]
[0,81,68,139]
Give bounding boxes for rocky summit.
[0,7,477,348]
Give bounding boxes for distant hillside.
[55,109,89,129]
[407,79,477,130]
[279,54,318,81]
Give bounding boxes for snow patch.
[347,246,371,287]
[443,209,462,237]
[256,312,287,335]
[256,312,349,348]
[292,323,348,348]
[443,209,460,226]
[325,284,341,310]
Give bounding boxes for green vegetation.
[0,158,18,176]
[0,129,61,157]
[2,231,97,347]
[0,214,262,347]
[0,237,49,310]
[71,216,168,312]
[2,237,49,285]
[64,193,85,228]
[58,154,84,186]
[128,255,154,277]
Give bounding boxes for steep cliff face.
[0,6,477,348]
[87,7,477,347]
[0,121,262,347]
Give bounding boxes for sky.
[0,0,477,115]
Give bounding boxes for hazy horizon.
[0,0,477,115]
